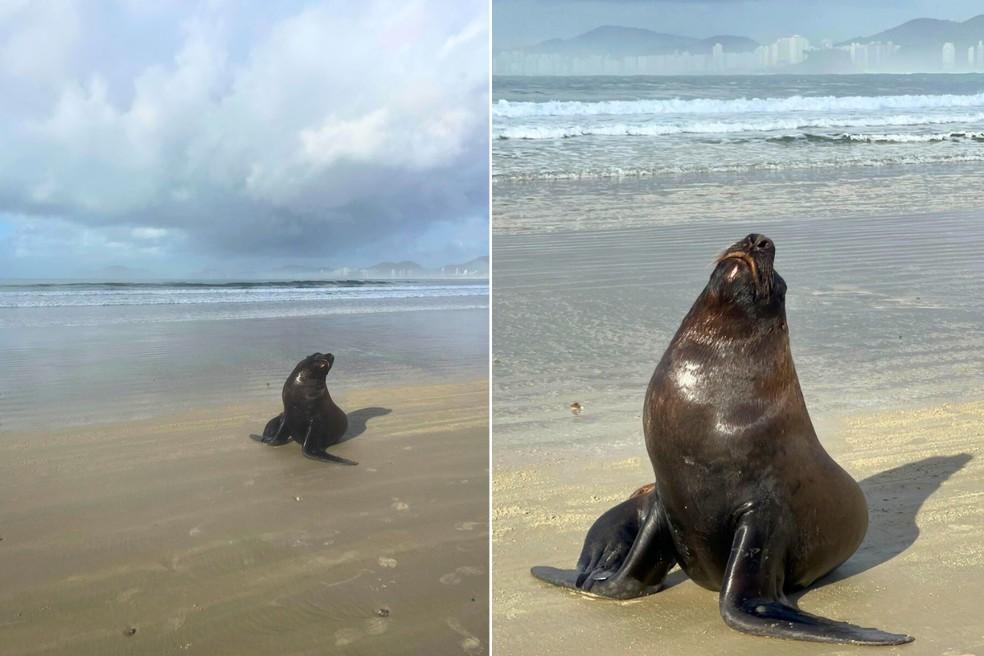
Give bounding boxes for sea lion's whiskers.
[717,250,758,280]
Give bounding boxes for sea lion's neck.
[289,371,329,399]
[652,293,812,441]
[674,290,787,354]
[664,290,800,404]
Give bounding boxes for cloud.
[0,0,488,277]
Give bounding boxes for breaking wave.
[493,92,984,118]
[494,114,984,140]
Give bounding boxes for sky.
[0,0,488,279]
[493,0,984,50]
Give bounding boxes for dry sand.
[492,399,984,656]
[0,379,488,655]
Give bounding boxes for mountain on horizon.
[523,26,758,57]
[508,14,984,59]
[268,258,485,279]
[439,255,489,277]
[840,14,984,50]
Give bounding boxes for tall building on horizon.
[942,42,956,69]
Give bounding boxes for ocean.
[492,73,984,458]
[494,74,984,178]
[0,279,488,430]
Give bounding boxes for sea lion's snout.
[721,234,774,266]
[302,352,335,375]
[713,233,780,307]
[745,233,773,253]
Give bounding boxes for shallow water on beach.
[492,209,984,458]
[0,281,488,431]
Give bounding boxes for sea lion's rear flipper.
[720,510,913,645]
[532,486,675,600]
[300,420,358,466]
[250,413,291,446]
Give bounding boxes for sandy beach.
[492,399,984,655]
[0,378,489,656]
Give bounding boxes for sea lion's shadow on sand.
[652,453,974,596]
[338,407,392,444]
[800,452,972,595]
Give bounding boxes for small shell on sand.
[569,402,583,416]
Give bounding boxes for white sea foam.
[494,114,984,140]
[493,92,984,118]
[0,283,489,309]
[835,131,984,143]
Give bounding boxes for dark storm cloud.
[0,1,488,277]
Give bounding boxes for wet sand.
[492,399,984,655]
[0,379,488,655]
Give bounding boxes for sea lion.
[532,234,912,645]
[250,352,356,465]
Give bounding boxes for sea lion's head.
[294,352,335,381]
[707,233,786,317]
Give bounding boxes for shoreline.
[0,379,489,655]
[0,306,488,433]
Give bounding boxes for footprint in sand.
[378,556,398,568]
[334,616,390,646]
[116,588,140,603]
[439,566,483,585]
[446,618,483,654]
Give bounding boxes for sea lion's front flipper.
[720,510,913,645]
[301,450,359,466]
[250,413,291,446]
[532,487,675,600]
[300,420,358,466]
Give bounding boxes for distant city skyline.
[494,1,984,51]
[493,11,984,76]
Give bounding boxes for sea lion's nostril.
[755,237,772,251]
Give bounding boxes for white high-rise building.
[942,42,956,69]
[775,35,809,65]
[848,43,870,69]
[712,42,724,71]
